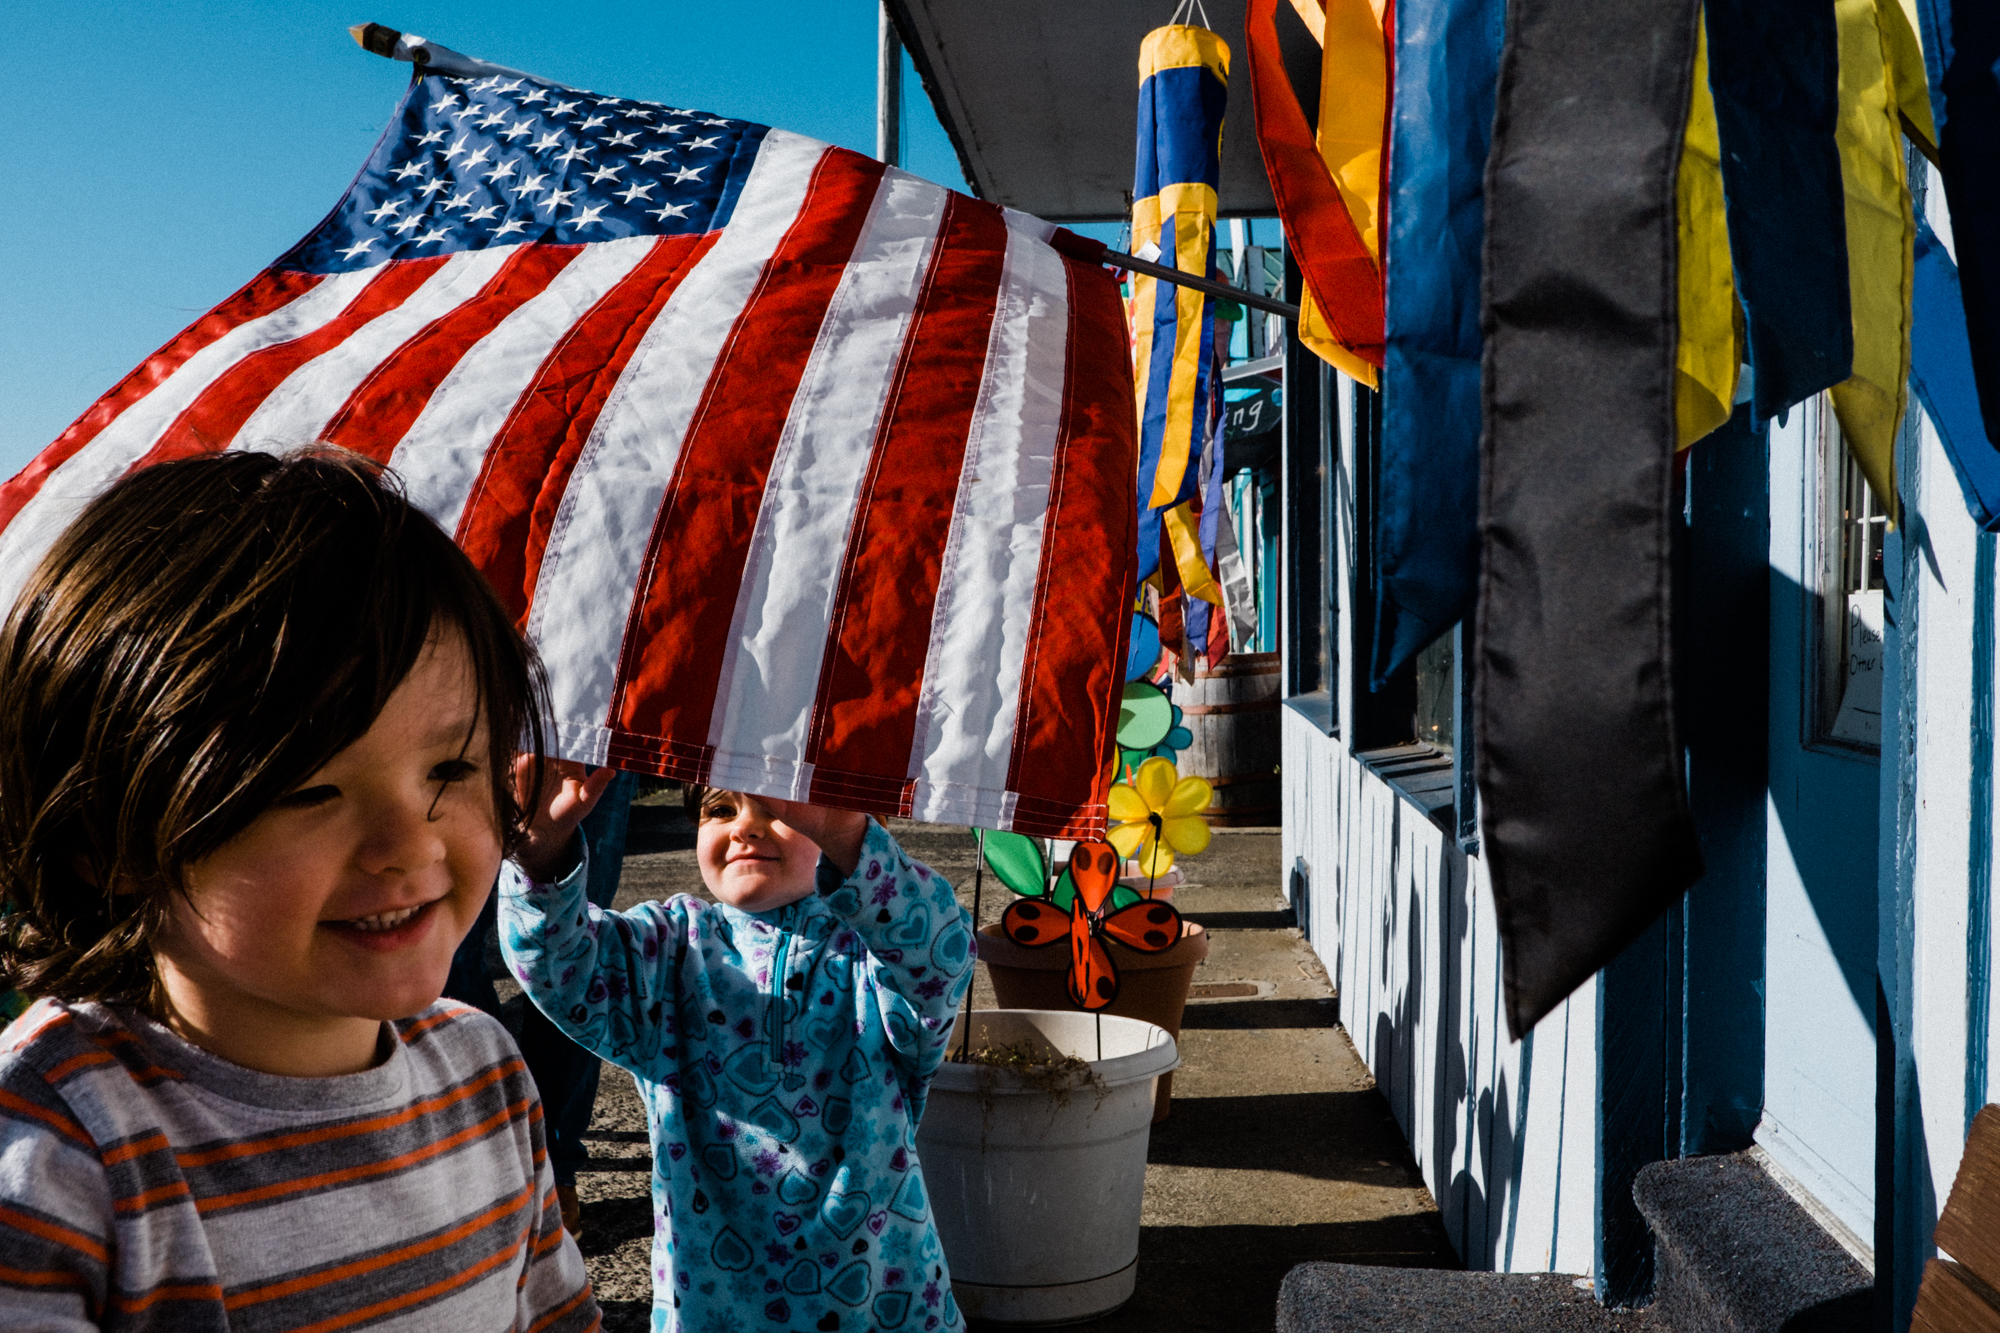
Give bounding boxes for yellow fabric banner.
[1828,0,1925,512]
[1675,12,1739,451]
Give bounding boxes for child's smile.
[697,792,821,912]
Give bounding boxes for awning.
[887,0,1323,222]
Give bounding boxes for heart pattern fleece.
[500,819,973,1333]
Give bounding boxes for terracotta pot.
[975,919,1208,1121]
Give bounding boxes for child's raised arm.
[769,802,976,1106]
[498,759,687,1079]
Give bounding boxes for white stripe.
[0,267,378,616]
[229,246,518,451]
[533,130,829,761]
[704,168,948,791]
[906,217,1069,828]
[386,236,657,534]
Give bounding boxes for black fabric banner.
[1476,0,1706,1037]
[1705,0,1852,423]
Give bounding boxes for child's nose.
[358,791,449,874]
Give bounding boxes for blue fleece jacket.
[499,819,973,1333]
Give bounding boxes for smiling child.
[0,450,597,1330]
[499,784,975,1333]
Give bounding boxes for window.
[1809,393,1887,751]
[1344,375,1460,830]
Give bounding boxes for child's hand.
[763,800,870,876]
[511,756,618,883]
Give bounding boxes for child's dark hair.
[0,448,548,1007]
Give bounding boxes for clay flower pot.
[974,918,1207,1121]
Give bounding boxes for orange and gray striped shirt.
[0,997,600,1332]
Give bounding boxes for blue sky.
[0,1,988,480]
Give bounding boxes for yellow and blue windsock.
[1131,24,1229,561]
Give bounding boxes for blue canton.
[279,72,768,274]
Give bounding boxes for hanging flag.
[1476,0,1706,1037]
[1917,0,2000,448]
[1913,217,2000,528]
[1704,0,1852,423]
[1367,0,1502,685]
[1245,0,1386,380]
[1674,12,1740,452]
[0,31,1138,840]
[1827,0,1934,513]
[1131,24,1229,514]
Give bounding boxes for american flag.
[0,46,1137,838]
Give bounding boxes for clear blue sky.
[0,1,990,480]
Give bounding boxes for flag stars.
[442,137,471,161]
[415,226,450,245]
[451,104,485,123]
[466,203,501,221]
[485,161,517,183]
[444,189,477,210]
[568,203,609,228]
[501,119,534,140]
[617,181,656,203]
[649,201,693,221]
[494,216,530,237]
[392,160,428,181]
[686,135,721,151]
[586,163,624,184]
[548,98,581,116]
[555,144,593,165]
[604,130,639,148]
[493,79,523,94]
[338,238,375,260]
[417,128,448,146]
[418,177,452,197]
[669,165,706,183]
[519,87,549,105]
[540,186,576,211]
[635,147,671,165]
[391,213,426,234]
[428,94,461,112]
[578,113,611,130]
[365,198,405,223]
[479,111,510,129]
[463,145,493,169]
[530,131,563,153]
[510,172,549,197]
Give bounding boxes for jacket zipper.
[768,932,790,1071]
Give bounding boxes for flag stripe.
[524,130,835,765]
[460,231,720,619]
[147,257,451,463]
[0,269,324,533]
[0,267,375,616]
[321,242,581,457]
[1006,254,1138,833]
[592,145,889,771]
[387,236,660,536]
[905,215,1070,829]
[804,193,1011,809]
[706,168,952,796]
[229,248,517,451]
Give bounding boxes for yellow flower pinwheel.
[1106,756,1214,878]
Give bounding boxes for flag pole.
[876,4,902,168]
[1047,231,1301,322]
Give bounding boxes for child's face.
[149,631,502,1075]
[695,792,822,913]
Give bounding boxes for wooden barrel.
[1179,652,1281,827]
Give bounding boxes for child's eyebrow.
[419,714,483,747]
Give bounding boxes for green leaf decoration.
[1116,680,1173,749]
[978,829,1047,897]
[1109,885,1144,911]
[1051,869,1077,911]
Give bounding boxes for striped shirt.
[0,997,599,1332]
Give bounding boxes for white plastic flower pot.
[916,1009,1179,1325]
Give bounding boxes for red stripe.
[456,231,719,622]
[1004,255,1137,839]
[142,257,449,466]
[0,269,323,531]
[803,195,1010,811]
[1244,0,1384,362]
[610,148,888,759]
[320,243,583,462]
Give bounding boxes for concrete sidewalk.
[548,797,1471,1330]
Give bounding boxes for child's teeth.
[349,905,421,931]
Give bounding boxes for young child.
[0,451,598,1330]
[500,782,975,1333]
